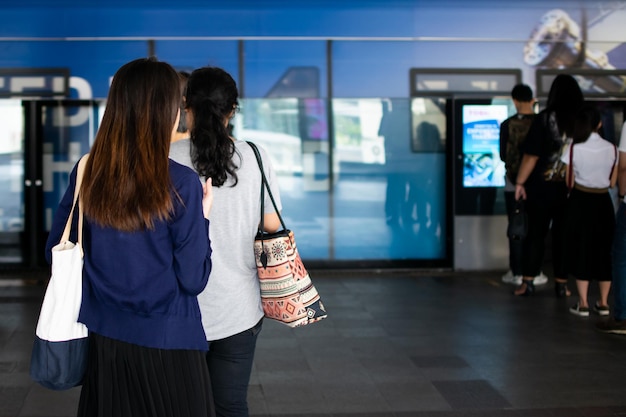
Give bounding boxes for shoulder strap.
[246,141,286,231]
[60,154,89,245]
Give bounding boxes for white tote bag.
[30,155,89,390]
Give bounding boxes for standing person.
[499,84,548,286]
[561,104,617,316]
[514,74,584,297]
[597,120,626,334]
[169,66,282,417]
[45,57,215,417]
[173,71,191,143]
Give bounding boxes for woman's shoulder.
[168,158,200,183]
[234,138,256,152]
[234,139,267,161]
[587,132,614,147]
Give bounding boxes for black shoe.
[593,302,610,317]
[554,282,570,298]
[513,280,535,296]
[569,302,590,317]
[596,318,626,335]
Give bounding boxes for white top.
[561,132,617,189]
[169,139,282,340]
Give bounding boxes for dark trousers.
[612,202,626,320]
[206,319,263,417]
[521,182,568,278]
[504,191,524,276]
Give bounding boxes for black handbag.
[507,200,528,241]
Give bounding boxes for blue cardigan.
[45,159,212,350]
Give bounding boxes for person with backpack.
[499,84,548,286]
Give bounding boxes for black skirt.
[78,332,215,417]
[564,188,615,281]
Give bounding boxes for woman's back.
[170,139,282,340]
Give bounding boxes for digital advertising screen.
[462,104,509,187]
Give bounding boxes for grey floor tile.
[432,380,511,410]
[3,270,626,417]
[19,384,80,417]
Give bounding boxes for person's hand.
[202,178,213,219]
[515,183,527,201]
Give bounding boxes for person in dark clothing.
[499,84,548,286]
[514,74,584,297]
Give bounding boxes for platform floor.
[1,268,626,417]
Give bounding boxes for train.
[0,1,625,269]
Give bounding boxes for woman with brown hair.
[45,57,215,417]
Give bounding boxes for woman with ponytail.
[170,66,282,417]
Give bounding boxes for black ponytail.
[186,67,239,187]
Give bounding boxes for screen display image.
[462,104,509,187]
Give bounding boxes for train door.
[0,99,101,268]
[410,68,522,271]
[0,99,26,264]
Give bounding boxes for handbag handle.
[246,141,286,231]
[247,142,286,268]
[60,155,89,246]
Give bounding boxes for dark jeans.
[504,191,523,276]
[612,203,626,320]
[207,318,263,417]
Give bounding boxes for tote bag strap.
[60,154,89,244]
[246,141,287,231]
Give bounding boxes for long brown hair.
[81,57,181,231]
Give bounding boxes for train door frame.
[409,68,522,271]
[23,99,100,268]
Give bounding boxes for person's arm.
[258,144,283,233]
[263,212,282,233]
[170,172,212,296]
[202,177,213,219]
[514,154,539,200]
[566,166,576,190]
[561,142,574,190]
[499,119,509,162]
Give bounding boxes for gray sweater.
[169,138,282,340]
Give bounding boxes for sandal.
[554,281,571,298]
[514,280,535,296]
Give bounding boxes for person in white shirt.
[561,103,617,317]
